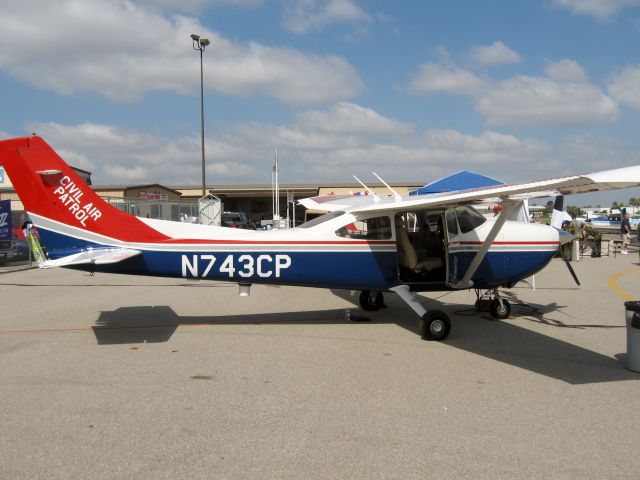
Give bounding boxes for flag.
[272,151,278,173]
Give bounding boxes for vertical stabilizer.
[0,136,169,253]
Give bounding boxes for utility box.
[624,301,640,373]
[198,195,222,226]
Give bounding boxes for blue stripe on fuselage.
[450,250,555,288]
[37,227,557,291]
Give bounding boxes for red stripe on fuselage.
[155,239,398,246]
[458,241,559,245]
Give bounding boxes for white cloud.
[141,0,263,11]
[409,57,617,127]
[295,102,413,135]
[559,133,640,173]
[23,98,640,187]
[409,63,489,96]
[475,75,618,127]
[282,0,371,35]
[608,65,640,109]
[212,41,364,104]
[550,0,640,20]
[422,130,553,172]
[545,59,588,82]
[26,121,260,184]
[470,41,522,66]
[0,0,363,105]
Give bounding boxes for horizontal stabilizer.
[41,248,142,269]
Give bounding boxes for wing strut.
[452,200,518,289]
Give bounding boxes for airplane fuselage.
[31,207,559,292]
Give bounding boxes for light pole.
[191,33,210,196]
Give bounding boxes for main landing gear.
[358,288,451,341]
[474,288,511,320]
[389,285,451,341]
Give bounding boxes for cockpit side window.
[454,206,486,233]
[335,216,391,240]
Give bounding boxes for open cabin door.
[395,210,447,288]
[444,209,462,286]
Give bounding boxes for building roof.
[410,171,504,195]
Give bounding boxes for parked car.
[0,227,15,264]
[221,211,253,229]
[0,233,30,264]
[9,236,30,262]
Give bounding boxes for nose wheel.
[475,289,511,320]
[359,290,386,311]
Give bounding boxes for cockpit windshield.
[298,210,346,228]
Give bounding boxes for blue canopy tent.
[409,170,504,196]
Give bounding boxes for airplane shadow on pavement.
[92,293,637,385]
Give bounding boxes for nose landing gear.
[359,290,386,311]
[475,289,511,320]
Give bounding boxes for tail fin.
[0,136,168,256]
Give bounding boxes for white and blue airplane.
[2,135,640,341]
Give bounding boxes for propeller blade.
[559,245,581,286]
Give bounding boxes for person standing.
[582,222,602,257]
[621,212,632,254]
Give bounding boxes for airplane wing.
[298,194,379,212]
[300,165,640,215]
[41,248,142,269]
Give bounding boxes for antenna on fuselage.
[372,172,402,202]
[353,175,380,203]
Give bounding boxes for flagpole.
[274,148,280,223]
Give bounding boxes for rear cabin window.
[454,206,486,233]
[336,216,391,240]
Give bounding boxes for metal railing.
[102,197,201,222]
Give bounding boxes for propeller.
[558,242,581,286]
[551,195,581,286]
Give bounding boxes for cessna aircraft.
[2,135,640,341]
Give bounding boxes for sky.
[1,0,640,207]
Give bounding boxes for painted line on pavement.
[608,267,639,301]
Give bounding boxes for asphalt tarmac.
[1,253,639,479]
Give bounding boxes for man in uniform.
[581,222,602,257]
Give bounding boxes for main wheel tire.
[490,298,511,319]
[419,310,451,341]
[359,290,384,311]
